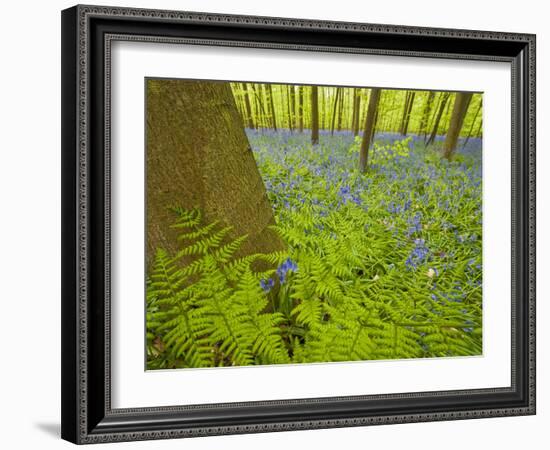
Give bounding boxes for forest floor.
[248,130,483,360]
[146,131,483,369]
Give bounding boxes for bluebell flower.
[260,278,275,293]
[276,258,298,284]
[405,239,430,270]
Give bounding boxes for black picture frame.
[61,4,536,444]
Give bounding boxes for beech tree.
[359,88,381,173]
[443,92,473,160]
[400,91,416,135]
[266,84,277,131]
[352,88,361,136]
[426,92,451,146]
[241,83,255,129]
[146,79,285,267]
[298,86,304,132]
[311,85,319,144]
[419,91,435,138]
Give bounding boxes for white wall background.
[0,0,545,448]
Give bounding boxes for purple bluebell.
[260,278,275,293]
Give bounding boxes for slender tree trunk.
[311,86,319,145]
[402,91,415,135]
[267,84,277,131]
[462,97,482,149]
[389,91,398,132]
[419,91,435,137]
[241,83,255,129]
[321,87,326,129]
[426,93,442,140]
[399,91,411,135]
[261,84,269,129]
[330,88,340,135]
[359,88,381,173]
[426,93,450,146]
[371,109,379,146]
[146,79,284,268]
[337,91,344,131]
[351,88,357,131]
[443,92,473,160]
[441,96,453,133]
[289,85,296,129]
[284,86,293,132]
[353,90,362,136]
[251,84,267,129]
[474,118,483,138]
[298,86,304,132]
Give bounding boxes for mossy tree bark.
[146,79,285,268]
[443,92,473,160]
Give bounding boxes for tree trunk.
[359,88,381,173]
[426,93,450,146]
[330,88,340,136]
[462,97,482,149]
[289,85,296,129]
[266,84,277,131]
[298,86,304,132]
[353,93,362,136]
[402,91,415,136]
[286,86,293,132]
[399,91,411,135]
[241,83,255,129]
[311,86,319,145]
[337,91,344,131]
[419,91,435,138]
[251,84,267,129]
[443,92,473,160]
[146,79,285,268]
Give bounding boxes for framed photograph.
[61,4,536,444]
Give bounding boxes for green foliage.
[148,141,482,371]
[147,208,290,369]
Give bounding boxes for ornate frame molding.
[61,4,536,444]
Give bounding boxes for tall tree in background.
[289,85,296,129]
[266,84,277,131]
[400,91,416,135]
[399,91,411,134]
[251,84,268,129]
[146,79,285,268]
[351,89,360,136]
[419,91,435,139]
[426,92,451,146]
[443,92,473,160]
[311,86,319,144]
[241,83,255,129]
[463,97,482,149]
[337,90,344,131]
[359,88,381,173]
[298,86,304,132]
[284,86,293,132]
[330,88,341,135]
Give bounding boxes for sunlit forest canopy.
[230,82,482,144]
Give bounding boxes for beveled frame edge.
[61,4,536,444]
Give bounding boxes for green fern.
[147,208,290,369]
